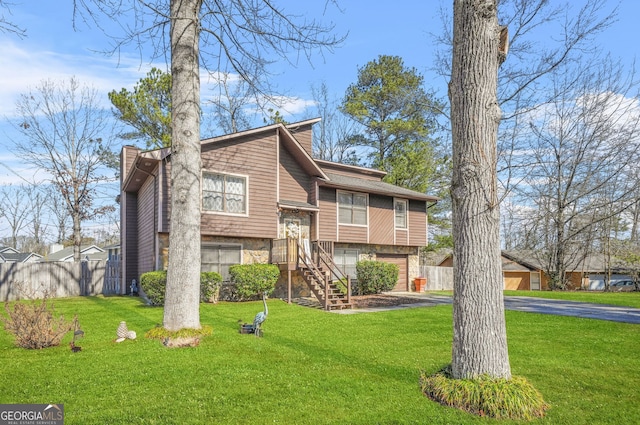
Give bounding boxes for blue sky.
[0,0,638,243]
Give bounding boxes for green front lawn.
[503,290,640,308]
[1,296,638,424]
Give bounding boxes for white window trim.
[394,198,409,230]
[337,190,369,227]
[201,170,250,217]
[201,243,243,278]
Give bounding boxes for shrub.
[140,271,168,306]
[355,260,398,295]
[200,271,223,303]
[1,295,75,349]
[420,367,548,420]
[229,263,279,300]
[140,271,223,305]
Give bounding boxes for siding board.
[369,195,394,245]
[408,200,427,246]
[279,144,311,203]
[199,133,278,238]
[318,187,337,241]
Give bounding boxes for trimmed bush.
[140,271,168,306]
[229,263,279,300]
[420,367,548,420]
[140,270,224,305]
[355,260,398,295]
[200,271,223,303]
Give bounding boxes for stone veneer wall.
[334,243,421,290]
[156,234,422,295]
[157,234,272,270]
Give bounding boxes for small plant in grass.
[420,366,548,420]
[1,292,75,349]
[229,263,279,300]
[355,260,398,295]
[200,271,223,303]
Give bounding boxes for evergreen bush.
[140,270,224,305]
[140,271,168,305]
[229,263,279,300]
[355,260,398,295]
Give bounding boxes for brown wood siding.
[338,225,368,243]
[123,191,138,287]
[377,253,408,291]
[395,229,409,245]
[159,160,170,232]
[121,146,140,187]
[369,194,394,245]
[408,200,428,246]
[288,125,313,155]
[318,187,337,241]
[199,133,278,239]
[318,162,382,181]
[279,143,312,203]
[137,174,157,276]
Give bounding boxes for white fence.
[0,259,122,301]
[420,266,454,291]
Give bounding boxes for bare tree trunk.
[163,0,203,331]
[449,0,511,379]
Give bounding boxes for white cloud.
[0,39,158,116]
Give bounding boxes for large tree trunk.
[449,0,511,379]
[164,0,203,331]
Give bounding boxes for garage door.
[377,254,408,292]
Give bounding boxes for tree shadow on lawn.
[271,332,421,386]
[81,295,164,330]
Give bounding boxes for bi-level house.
[120,118,438,309]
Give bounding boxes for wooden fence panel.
[0,260,118,301]
[420,266,454,290]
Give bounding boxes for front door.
[530,272,541,290]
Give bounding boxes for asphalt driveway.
[342,293,640,324]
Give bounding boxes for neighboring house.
[44,245,106,262]
[0,247,43,263]
[120,118,439,309]
[438,251,632,291]
[0,252,44,263]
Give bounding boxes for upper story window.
[395,199,408,229]
[338,191,367,225]
[203,172,247,214]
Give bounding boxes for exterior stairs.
[299,263,352,310]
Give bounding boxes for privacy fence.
[0,259,122,301]
[419,266,454,291]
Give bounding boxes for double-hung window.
[338,191,367,225]
[395,199,408,229]
[333,248,359,279]
[201,244,241,281]
[203,172,247,214]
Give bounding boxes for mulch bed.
[351,294,428,309]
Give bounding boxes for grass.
[502,290,640,308]
[0,295,638,424]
